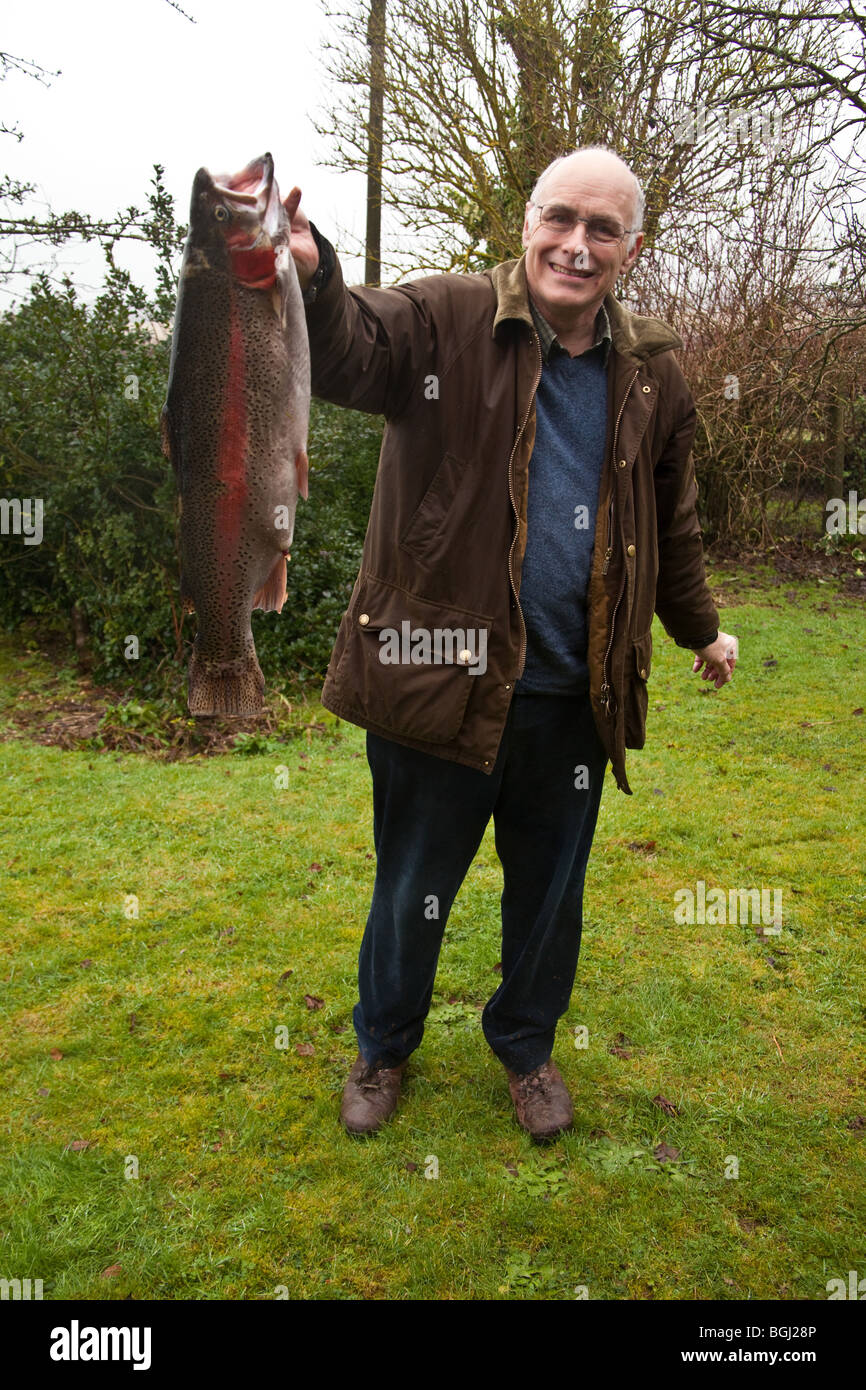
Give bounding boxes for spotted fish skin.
[161,153,310,717]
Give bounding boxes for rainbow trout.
[161,152,309,716]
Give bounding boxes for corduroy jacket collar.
[487,253,683,363]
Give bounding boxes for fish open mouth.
[212,153,281,240]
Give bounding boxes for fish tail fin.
[252,552,288,614]
[188,648,265,717]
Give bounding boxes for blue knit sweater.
[514,343,609,694]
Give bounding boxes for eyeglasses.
[531,202,636,245]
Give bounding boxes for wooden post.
[365,0,386,287]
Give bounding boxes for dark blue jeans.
[353,690,609,1075]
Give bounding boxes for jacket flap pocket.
[337,575,494,744]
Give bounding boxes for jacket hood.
[487,254,682,361]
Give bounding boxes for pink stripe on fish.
[216,289,248,613]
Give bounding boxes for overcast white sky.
[2,0,369,300]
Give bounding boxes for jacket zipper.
[507,327,542,681]
[600,367,640,717]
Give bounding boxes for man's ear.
[622,231,644,273]
[521,202,534,249]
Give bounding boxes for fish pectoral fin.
[160,406,171,458]
[295,449,309,501]
[252,552,288,615]
[160,406,177,472]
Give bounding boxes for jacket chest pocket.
[399,452,474,568]
[335,573,494,744]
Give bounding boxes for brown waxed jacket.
[304,243,719,794]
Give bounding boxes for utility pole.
[365,0,386,286]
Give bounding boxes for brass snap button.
[627,543,636,557]
[359,613,370,626]
[642,384,651,394]
[618,458,627,468]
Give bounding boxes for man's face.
[521,156,643,321]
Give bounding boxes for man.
[289,146,737,1140]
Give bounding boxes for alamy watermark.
[0,497,43,545]
[377,621,488,675]
[673,104,788,152]
[0,1276,43,1299]
[49,1321,151,1369]
[826,1269,866,1299]
[825,491,866,535]
[674,880,782,932]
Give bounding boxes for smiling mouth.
[549,262,594,279]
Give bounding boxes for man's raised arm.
[287,190,436,419]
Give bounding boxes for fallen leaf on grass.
[304,995,324,1010]
[101,1264,122,1278]
[652,1094,679,1116]
[653,1142,680,1163]
[49,1048,63,1061]
[69,1139,91,1152]
[295,1043,315,1056]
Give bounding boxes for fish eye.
[214,205,230,222]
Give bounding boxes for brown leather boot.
[505,1059,574,1140]
[340,1052,408,1135]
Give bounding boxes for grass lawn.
[1,565,864,1300]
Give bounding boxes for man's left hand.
[691,632,737,689]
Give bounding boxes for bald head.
[520,144,645,347]
[531,148,644,251]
